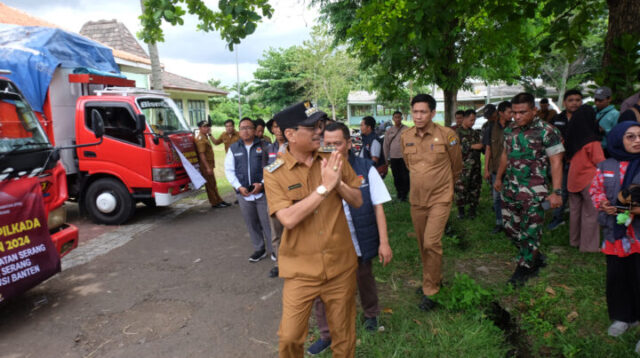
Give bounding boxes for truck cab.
[70,86,197,225]
[0,75,78,257]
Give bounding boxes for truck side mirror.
[136,114,146,133]
[91,109,104,138]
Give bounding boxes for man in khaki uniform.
[195,120,230,208]
[263,101,362,358]
[212,119,240,152]
[401,94,462,311]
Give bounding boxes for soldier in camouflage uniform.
[494,93,564,286]
[455,109,484,219]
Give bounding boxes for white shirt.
[359,138,381,159]
[342,166,391,257]
[224,143,263,201]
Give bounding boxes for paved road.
[0,197,282,358]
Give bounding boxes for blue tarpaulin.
[0,25,120,112]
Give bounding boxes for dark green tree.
[316,0,535,125]
[253,47,307,112]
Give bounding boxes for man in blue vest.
[307,122,393,355]
[224,117,273,262]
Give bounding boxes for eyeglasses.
[624,133,640,141]
[239,126,255,131]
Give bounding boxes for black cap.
[273,100,328,131]
[483,104,497,119]
[197,119,212,127]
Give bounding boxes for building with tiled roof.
[80,20,149,59]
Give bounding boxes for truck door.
[79,102,151,187]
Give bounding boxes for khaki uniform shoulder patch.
[265,158,284,173]
[448,134,458,146]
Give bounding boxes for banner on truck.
[171,143,206,189]
[0,177,60,302]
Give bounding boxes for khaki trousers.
[279,266,357,358]
[410,202,451,296]
[569,187,600,252]
[314,258,379,341]
[201,171,223,206]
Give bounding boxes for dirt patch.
[77,299,192,356]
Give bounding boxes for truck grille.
[175,166,188,181]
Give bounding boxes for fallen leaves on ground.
[545,286,556,296]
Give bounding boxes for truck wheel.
[85,178,135,225]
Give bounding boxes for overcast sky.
[3,0,319,87]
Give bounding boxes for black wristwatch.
[553,189,562,196]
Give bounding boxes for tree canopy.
[139,0,273,49]
[316,0,535,125]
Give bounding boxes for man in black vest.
[307,122,393,355]
[224,117,273,262]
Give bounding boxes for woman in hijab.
[567,105,605,252]
[589,121,640,347]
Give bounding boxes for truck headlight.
[152,167,176,182]
[48,205,66,231]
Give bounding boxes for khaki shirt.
[383,124,409,160]
[401,122,462,207]
[263,148,361,280]
[215,131,240,152]
[195,133,215,168]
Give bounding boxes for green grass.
[306,169,639,357]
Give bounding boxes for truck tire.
[84,178,135,225]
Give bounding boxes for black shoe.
[212,202,229,208]
[418,295,437,312]
[534,253,547,269]
[234,199,239,204]
[363,317,378,332]
[457,207,465,220]
[491,225,503,234]
[221,201,232,206]
[269,266,279,278]
[507,264,539,287]
[248,249,267,262]
[307,338,332,355]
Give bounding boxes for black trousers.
[606,253,640,322]
[390,158,410,200]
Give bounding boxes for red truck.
[0,26,198,225]
[0,73,79,258]
[42,69,198,225]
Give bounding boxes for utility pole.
[236,46,241,120]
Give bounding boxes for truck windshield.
[137,97,190,134]
[0,91,51,154]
